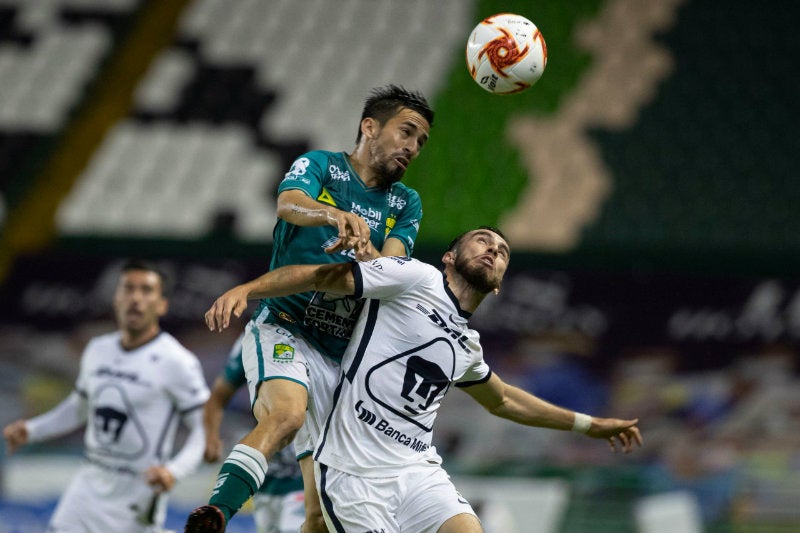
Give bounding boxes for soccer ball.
[466,13,547,95]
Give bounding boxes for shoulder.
[154,333,200,364]
[291,150,337,167]
[284,151,334,177]
[79,331,119,363]
[387,184,422,217]
[83,331,119,352]
[389,182,421,201]
[360,256,438,285]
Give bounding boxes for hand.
[586,417,643,454]
[144,465,175,493]
[325,211,371,254]
[3,420,29,455]
[204,435,223,463]
[205,285,249,332]
[324,237,379,261]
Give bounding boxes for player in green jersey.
[186,85,434,533]
[203,335,305,533]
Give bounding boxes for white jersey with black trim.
[315,256,492,477]
[75,331,210,474]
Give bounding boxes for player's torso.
[273,151,411,265]
[264,151,418,358]
[81,334,182,470]
[317,268,483,474]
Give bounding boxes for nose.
[404,137,420,158]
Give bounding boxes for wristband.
[571,412,592,434]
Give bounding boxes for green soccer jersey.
[252,150,422,362]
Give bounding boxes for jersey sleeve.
[168,350,211,412]
[352,257,431,301]
[386,187,422,256]
[74,338,96,395]
[456,336,493,387]
[220,333,247,389]
[455,361,493,388]
[276,151,328,199]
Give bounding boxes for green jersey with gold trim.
[253,150,422,362]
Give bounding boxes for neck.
[444,267,486,314]
[120,326,160,350]
[347,149,381,188]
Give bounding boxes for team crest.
[384,216,396,236]
[273,344,295,361]
[364,337,454,432]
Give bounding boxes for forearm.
[488,384,581,431]
[204,378,235,436]
[245,263,354,299]
[277,191,336,227]
[241,264,325,299]
[203,396,225,438]
[166,408,206,480]
[26,391,87,442]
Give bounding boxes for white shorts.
[252,490,306,533]
[316,462,477,533]
[48,462,165,533]
[242,320,342,457]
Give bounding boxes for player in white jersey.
[203,227,643,533]
[4,260,210,533]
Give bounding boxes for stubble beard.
[370,144,404,188]
[454,255,499,294]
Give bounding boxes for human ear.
[361,117,377,139]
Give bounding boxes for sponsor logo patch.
[273,344,295,361]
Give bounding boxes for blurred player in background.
[185,84,434,533]
[203,227,643,533]
[3,259,210,533]
[203,334,304,533]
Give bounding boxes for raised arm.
[462,373,643,453]
[277,189,373,255]
[204,262,356,332]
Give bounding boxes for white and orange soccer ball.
[466,13,548,95]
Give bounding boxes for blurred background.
[1,0,798,532]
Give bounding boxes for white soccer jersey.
[75,331,210,474]
[315,257,491,477]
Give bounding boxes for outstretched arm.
[462,373,642,453]
[204,262,356,332]
[3,391,87,455]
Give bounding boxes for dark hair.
[120,259,172,297]
[356,84,434,143]
[447,226,509,254]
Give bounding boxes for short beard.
[370,144,405,188]
[454,255,498,294]
[373,160,404,188]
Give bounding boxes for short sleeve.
[353,257,431,301]
[456,362,493,388]
[277,152,327,199]
[168,351,211,412]
[74,339,95,396]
